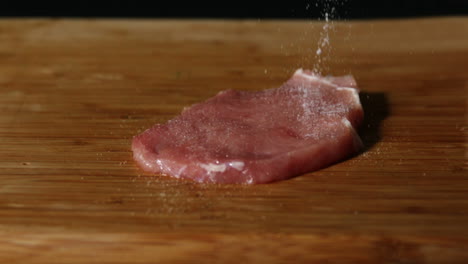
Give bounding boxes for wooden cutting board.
[0,17,467,263]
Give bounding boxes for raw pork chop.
[132,69,364,184]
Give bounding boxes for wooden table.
[0,17,467,263]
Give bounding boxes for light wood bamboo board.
[0,17,467,263]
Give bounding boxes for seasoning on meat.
[132,69,364,184]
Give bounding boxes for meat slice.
[132,69,364,184]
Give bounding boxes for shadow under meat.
[357,92,390,152]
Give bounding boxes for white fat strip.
[294,69,337,87]
[294,69,358,93]
[228,161,245,171]
[200,161,245,173]
[156,159,165,171]
[342,118,364,149]
[246,177,253,184]
[175,165,187,178]
[294,68,305,75]
[342,118,353,128]
[294,69,322,82]
[337,87,360,104]
[200,163,227,173]
[136,153,154,170]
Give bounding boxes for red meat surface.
[132,69,364,184]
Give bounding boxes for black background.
[1,0,467,19]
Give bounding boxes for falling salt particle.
[264,69,268,74]
[316,48,322,55]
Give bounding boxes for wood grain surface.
[0,17,467,263]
